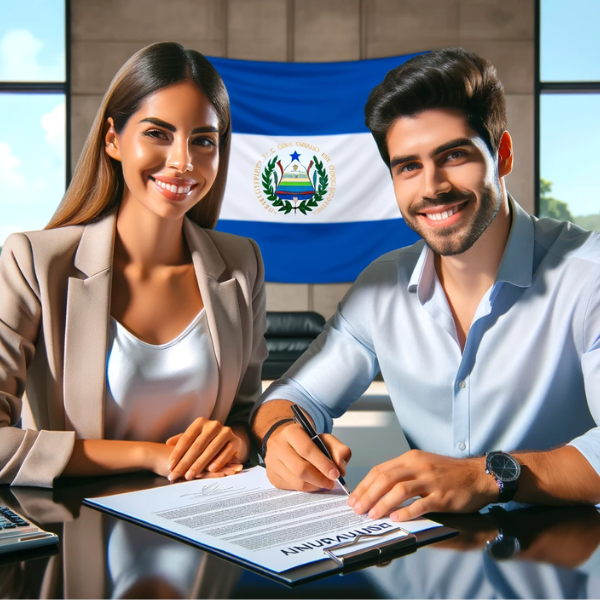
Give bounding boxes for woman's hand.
[194,462,244,479]
[165,419,251,481]
[141,443,244,480]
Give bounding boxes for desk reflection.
[2,475,600,599]
[0,476,242,599]
[365,505,600,599]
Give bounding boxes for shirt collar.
[495,195,534,288]
[407,195,534,296]
[407,242,433,302]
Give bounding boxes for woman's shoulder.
[2,224,86,269]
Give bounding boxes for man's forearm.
[514,445,600,505]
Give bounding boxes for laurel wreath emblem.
[261,155,329,215]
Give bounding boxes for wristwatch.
[485,451,521,503]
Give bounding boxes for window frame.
[0,0,71,184]
[535,0,600,216]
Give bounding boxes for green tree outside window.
[539,178,600,232]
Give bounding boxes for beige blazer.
[0,210,267,487]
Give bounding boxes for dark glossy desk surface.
[2,467,600,599]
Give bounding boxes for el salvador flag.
[210,53,423,284]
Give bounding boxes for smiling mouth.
[419,200,469,223]
[149,175,196,195]
[427,205,459,221]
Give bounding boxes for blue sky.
[0,94,65,244]
[0,0,65,81]
[540,94,600,216]
[540,0,600,217]
[0,0,65,245]
[541,0,600,82]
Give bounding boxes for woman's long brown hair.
[47,42,231,230]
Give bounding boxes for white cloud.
[41,102,66,158]
[0,142,26,191]
[0,29,63,81]
[0,140,62,219]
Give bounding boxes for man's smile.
[418,199,469,227]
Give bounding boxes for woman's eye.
[143,129,168,140]
[193,137,217,148]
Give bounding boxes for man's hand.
[265,422,352,492]
[349,450,498,521]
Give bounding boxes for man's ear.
[104,117,121,162]
[497,131,513,178]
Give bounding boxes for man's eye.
[400,163,419,173]
[446,150,466,161]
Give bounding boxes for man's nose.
[421,164,452,199]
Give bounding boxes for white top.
[104,309,219,442]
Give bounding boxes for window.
[0,0,69,248]
[538,0,600,232]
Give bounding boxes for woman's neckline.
[110,308,206,349]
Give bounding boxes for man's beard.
[401,187,501,256]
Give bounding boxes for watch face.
[487,453,521,482]
[486,533,521,561]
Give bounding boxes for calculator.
[0,505,58,554]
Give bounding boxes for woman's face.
[104,80,220,220]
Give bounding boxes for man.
[250,48,600,522]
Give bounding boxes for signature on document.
[179,482,241,499]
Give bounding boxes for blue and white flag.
[211,54,423,283]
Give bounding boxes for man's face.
[387,108,503,256]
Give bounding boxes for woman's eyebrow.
[139,117,175,131]
[138,117,218,136]
[192,126,219,135]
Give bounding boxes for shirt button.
[458,380,466,389]
[457,442,466,451]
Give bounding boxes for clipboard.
[84,497,456,586]
[253,522,456,585]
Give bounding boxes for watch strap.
[260,418,295,458]
[496,478,518,502]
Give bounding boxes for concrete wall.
[71,0,534,318]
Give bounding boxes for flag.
[211,54,423,284]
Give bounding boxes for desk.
[3,468,600,599]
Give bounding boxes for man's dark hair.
[365,47,507,166]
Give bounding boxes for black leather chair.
[261,311,326,380]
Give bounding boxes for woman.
[0,42,266,487]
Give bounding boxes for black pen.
[291,404,351,496]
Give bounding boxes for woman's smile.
[149,174,199,201]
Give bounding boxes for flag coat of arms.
[211,53,422,284]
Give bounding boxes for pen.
[291,404,351,496]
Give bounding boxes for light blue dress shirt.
[255,199,600,471]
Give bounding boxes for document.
[86,466,440,573]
